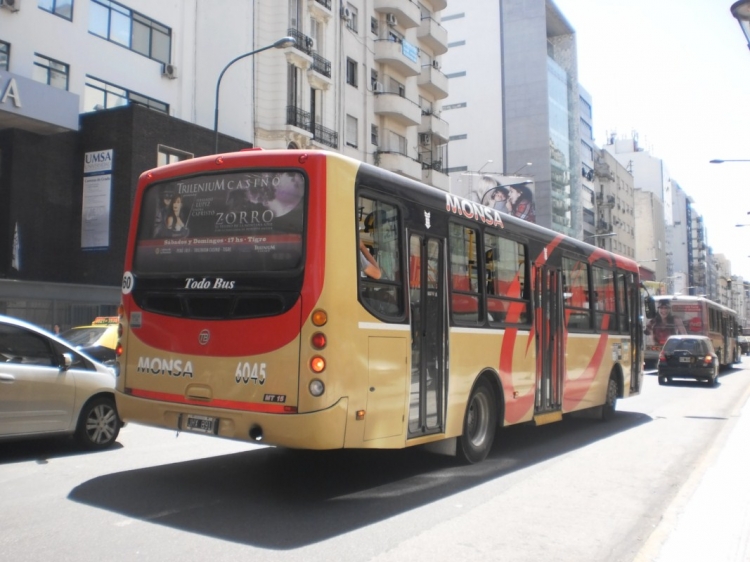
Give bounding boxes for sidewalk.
[641,384,750,562]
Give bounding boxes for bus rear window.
[133,170,305,274]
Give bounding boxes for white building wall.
[440,2,504,197]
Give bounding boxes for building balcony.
[428,0,447,10]
[417,17,448,55]
[374,39,421,77]
[373,0,421,29]
[309,0,333,20]
[422,162,449,191]
[311,122,338,149]
[417,64,449,99]
[285,28,314,68]
[374,93,422,127]
[378,150,423,181]
[418,112,449,145]
[307,53,332,90]
[286,106,314,139]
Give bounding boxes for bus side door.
[407,233,446,437]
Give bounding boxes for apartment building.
[0,0,449,326]
[441,0,583,237]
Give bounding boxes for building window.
[371,16,378,35]
[157,145,193,167]
[346,3,358,32]
[0,42,9,72]
[33,54,69,90]
[84,76,168,113]
[371,124,379,146]
[385,130,406,155]
[346,58,358,87]
[346,115,358,148]
[38,0,74,20]
[89,0,171,64]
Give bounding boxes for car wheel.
[709,365,719,387]
[456,378,497,464]
[75,396,120,450]
[601,376,618,421]
[658,375,669,386]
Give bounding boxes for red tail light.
[659,351,666,362]
[704,355,713,365]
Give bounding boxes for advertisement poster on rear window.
[644,300,701,347]
[134,170,305,274]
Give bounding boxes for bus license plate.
[679,357,692,363]
[185,414,217,434]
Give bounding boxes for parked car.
[0,315,120,449]
[60,316,118,366]
[657,335,720,386]
[739,335,750,356]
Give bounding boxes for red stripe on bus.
[562,332,609,410]
[126,388,296,414]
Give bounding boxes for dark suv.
[658,335,719,386]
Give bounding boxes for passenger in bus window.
[644,301,686,346]
[359,240,382,279]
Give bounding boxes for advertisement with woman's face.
[134,170,306,274]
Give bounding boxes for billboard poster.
[480,178,536,224]
[81,150,113,249]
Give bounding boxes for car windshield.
[61,327,107,347]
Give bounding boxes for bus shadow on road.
[68,410,650,549]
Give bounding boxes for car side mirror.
[645,296,656,319]
[60,352,74,371]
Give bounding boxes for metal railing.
[286,106,338,148]
[311,53,331,78]
[286,105,311,130]
[313,123,338,148]
[287,28,314,56]
[314,0,331,9]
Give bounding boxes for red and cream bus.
[114,149,645,463]
[646,295,739,367]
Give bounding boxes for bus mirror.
[645,296,656,319]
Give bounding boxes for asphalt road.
[2,359,749,562]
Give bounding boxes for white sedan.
[0,315,120,450]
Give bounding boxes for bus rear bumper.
[115,392,349,450]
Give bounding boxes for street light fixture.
[510,162,533,175]
[709,159,750,163]
[477,159,493,174]
[731,0,750,50]
[585,232,617,240]
[214,36,295,153]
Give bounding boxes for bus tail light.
[310,356,326,373]
[311,332,327,349]
[309,379,325,397]
[116,343,123,357]
[311,309,328,326]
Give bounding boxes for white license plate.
[679,357,692,363]
[185,414,217,434]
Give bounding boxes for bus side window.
[357,195,404,318]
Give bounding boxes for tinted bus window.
[449,223,480,325]
[134,170,305,274]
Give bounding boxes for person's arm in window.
[359,241,382,279]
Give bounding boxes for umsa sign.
[84,149,114,174]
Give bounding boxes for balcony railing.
[286,106,338,148]
[287,105,311,130]
[313,122,338,148]
[287,28,314,55]
[311,53,331,78]
[314,0,331,8]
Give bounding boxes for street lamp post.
[213,36,295,153]
[731,0,750,50]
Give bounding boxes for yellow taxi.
[60,317,118,365]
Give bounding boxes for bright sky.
[554,0,750,280]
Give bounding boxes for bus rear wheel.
[456,379,497,464]
[601,376,618,421]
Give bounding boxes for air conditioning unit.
[0,0,21,12]
[373,81,384,93]
[309,38,317,51]
[340,6,352,21]
[386,13,397,26]
[432,59,440,70]
[161,63,178,79]
[419,133,431,146]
